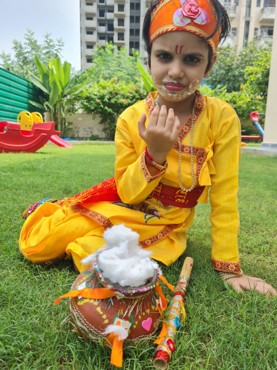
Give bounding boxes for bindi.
[175,44,184,55]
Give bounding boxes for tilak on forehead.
[149,0,221,53]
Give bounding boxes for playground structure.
[241,111,264,143]
[0,111,72,153]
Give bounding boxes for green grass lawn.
[0,143,276,370]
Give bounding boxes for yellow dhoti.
[19,198,195,272]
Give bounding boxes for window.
[118,19,124,27]
[130,16,140,23]
[118,33,125,41]
[86,43,94,49]
[99,34,106,40]
[86,14,93,21]
[87,57,92,63]
[99,9,105,17]
[107,23,114,32]
[264,0,275,6]
[230,27,237,36]
[261,26,274,36]
[98,0,105,3]
[118,4,124,11]
[130,41,139,50]
[86,2,93,5]
[245,0,251,17]
[86,28,94,35]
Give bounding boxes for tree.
[28,55,86,137]
[0,29,64,79]
[79,78,146,140]
[76,43,148,139]
[207,43,271,92]
[82,42,142,84]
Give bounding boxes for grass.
[0,143,276,370]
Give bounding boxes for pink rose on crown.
[173,0,210,26]
[182,0,201,19]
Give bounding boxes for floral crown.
[149,0,221,53]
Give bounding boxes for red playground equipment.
[0,111,72,153]
[241,111,264,142]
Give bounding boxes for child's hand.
[138,105,181,164]
[225,274,276,296]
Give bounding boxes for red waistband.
[151,183,204,208]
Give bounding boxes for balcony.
[84,34,97,43]
[98,26,106,32]
[260,7,275,21]
[106,12,114,20]
[255,34,273,47]
[114,40,126,47]
[84,5,96,14]
[114,10,125,16]
[85,20,96,28]
[224,3,237,18]
[114,25,125,31]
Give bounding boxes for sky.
[1,0,81,70]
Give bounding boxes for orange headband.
[149,0,220,53]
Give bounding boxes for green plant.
[200,84,263,134]
[0,145,276,370]
[79,78,147,140]
[28,55,86,136]
[81,42,142,85]
[0,29,64,79]
[137,60,155,93]
[207,43,272,93]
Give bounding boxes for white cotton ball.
[97,225,156,287]
[103,224,139,248]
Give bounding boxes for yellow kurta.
[19,92,241,274]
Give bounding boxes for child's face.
[150,31,216,103]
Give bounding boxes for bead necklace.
[177,107,195,192]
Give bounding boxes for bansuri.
[153,257,193,369]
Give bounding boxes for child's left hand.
[225,274,276,296]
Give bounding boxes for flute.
[153,257,194,370]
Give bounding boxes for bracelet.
[145,147,168,171]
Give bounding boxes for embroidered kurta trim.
[140,224,181,247]
[71,204,113,229]
[212,259,241,274]
[140,153,166,182]
[176,144,207,179]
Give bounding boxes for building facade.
[222,0,276,50]
[80,0,151,70]
[80,0,276,70]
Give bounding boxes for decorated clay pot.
[69,256,162,344]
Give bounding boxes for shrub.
[79,78,147,140]
[200,85,262,135]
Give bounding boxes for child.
[19,0,275,296]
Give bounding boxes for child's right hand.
[138,105,181,164]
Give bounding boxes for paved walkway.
[242,145,277,156]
